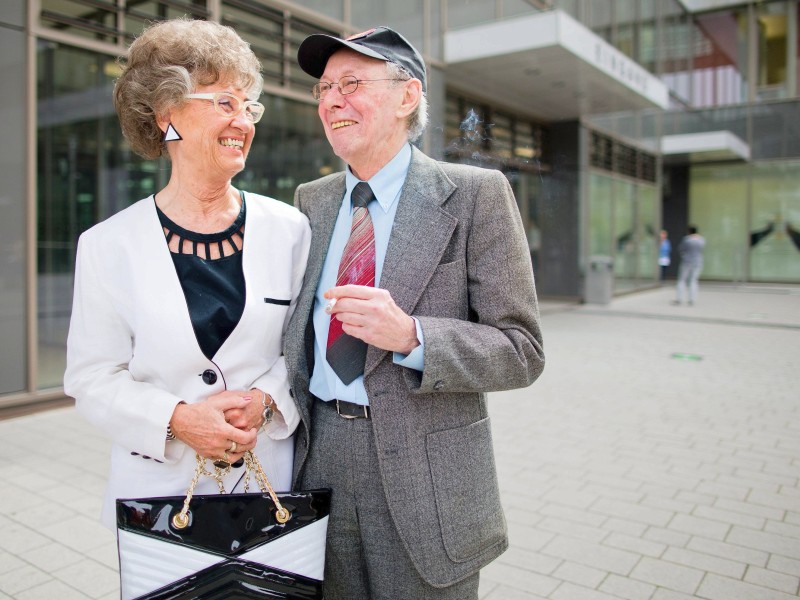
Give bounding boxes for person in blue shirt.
[659,229,672,281]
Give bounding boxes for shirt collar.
[345,143,412,214]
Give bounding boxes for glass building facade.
[3,0,800,407]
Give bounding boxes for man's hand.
[325,285,419,354]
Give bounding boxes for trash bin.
[585,255,614,304]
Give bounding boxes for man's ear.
[396,79,422,119]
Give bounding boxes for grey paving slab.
[0,283,797,598]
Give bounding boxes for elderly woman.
[64,18,309,530]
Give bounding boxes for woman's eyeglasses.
[184,92,265,123]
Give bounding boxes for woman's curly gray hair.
[113,18,263,159]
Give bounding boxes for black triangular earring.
[163,123,182,142]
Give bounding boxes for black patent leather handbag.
[116,452,330,600]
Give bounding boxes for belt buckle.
[336,399,368,419]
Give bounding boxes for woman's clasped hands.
[169,390,267,464]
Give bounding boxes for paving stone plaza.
[1,283,798,599]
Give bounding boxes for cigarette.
[325,298,337,313]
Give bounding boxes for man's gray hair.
[386,62,428,142]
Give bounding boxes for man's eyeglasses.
[311,75,406,101]
[184,92,265,123]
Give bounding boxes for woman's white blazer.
[64,193,310,529]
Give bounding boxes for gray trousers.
[676,262,702,304]
[300,400,479,600]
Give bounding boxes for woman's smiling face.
[165,81,257,182]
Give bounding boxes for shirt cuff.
[393,317,424,372]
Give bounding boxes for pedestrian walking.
[673,225,705,305]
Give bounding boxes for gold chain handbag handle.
[243,451,291,523]
[172,451,290,529]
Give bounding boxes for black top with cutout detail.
[156,194,246,360]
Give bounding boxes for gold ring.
[229,440,237,453]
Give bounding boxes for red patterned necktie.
[326,182,376,384]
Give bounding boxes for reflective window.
[589,172,614,258]
[751,101,800,159]
[221,2,285,87]
[351,0,425,54]
[37,41,168,389]
[757,1,789,101]
[428,0,443,60]
[588,0,613,44]
[40,0,120,44]
[124,2,208,40]
[590,131,656,183]
[693,9,748,107]
[689,165,749,281]
[39,0,207,43]
[516,172,543,274]
[446,0,495,30]
[444,91,549,283]
[0,25,27,395]
[797,5,800,97]
[660,5,691,104]
[219,2,339,95]
[288,18,338,93]
[444,93,547,170]
[637,184,659,281]
[750,161,800,282]
[613,0,638,60]
[290,0,343,21]
[588,144,659,291]
[613,178,637,290]
[491,113,514,160]
[502,0,537,19]
[554,0,580,20]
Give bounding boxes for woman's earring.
[163,123,182,142]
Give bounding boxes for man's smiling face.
[317,49,411,180]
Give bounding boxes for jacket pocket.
[263,297,291,306]
[426,417,507,563]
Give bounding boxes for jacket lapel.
[302,179,344,320]
[287,176,345,388]
[365,148,458,375]
[135,198,206,361]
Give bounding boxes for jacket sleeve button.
[201,369,217,385]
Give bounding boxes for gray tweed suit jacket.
[285,146,545,587]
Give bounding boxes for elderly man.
[285,26,545,599]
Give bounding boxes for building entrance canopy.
[661,131,751,163]
[445,10,669,122]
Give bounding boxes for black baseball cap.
[297,26,426,92]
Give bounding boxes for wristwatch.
[257,389,274,426]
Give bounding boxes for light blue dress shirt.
[309,143,424,405]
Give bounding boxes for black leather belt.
[330,399,371,419]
